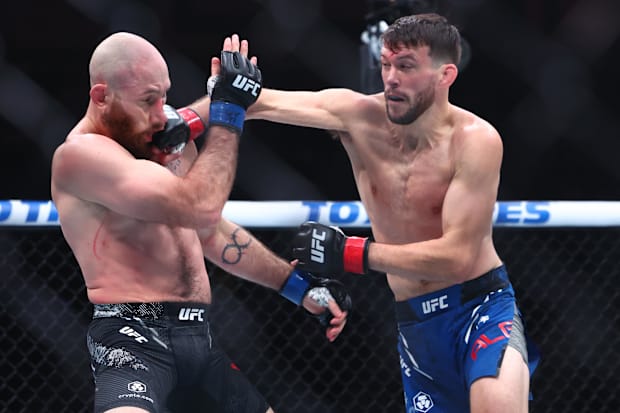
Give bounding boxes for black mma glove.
[292,221,371,275]
[152,105,205,154]
[279,269,352,326]
[209,51,262,135]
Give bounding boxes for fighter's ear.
[438,63,458,88]
[90,83,107,106]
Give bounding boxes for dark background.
[1,2,620,413]
[0,0,619,202]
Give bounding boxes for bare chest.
[347,136,454,242]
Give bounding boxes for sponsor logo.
[399,355,411,377]
[421,295,448,314]
[128,381,146,393]
[494,201,550,225]
[178,308,205,322]
[302,201,370,226]
[232,75,261,96]
[413,391,434,412]
[119,326,148,343]
[471,320,512,360]
[310,228,326,263]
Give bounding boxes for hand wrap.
[279,270,352,326]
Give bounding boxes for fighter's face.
[381,45,438,125]
[102,97,155,159]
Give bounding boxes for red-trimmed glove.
[291,221,371,275]
[152,105,205,154]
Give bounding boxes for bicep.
[442,134,502,245]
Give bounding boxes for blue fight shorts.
[395,265,539,413]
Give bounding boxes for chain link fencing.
[1,227,619,412]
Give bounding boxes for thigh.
[398,314,469,413]
[165,327,269,413]
[466,293,531,413]
[88,318,174,413]
[198,345,269,413]
[470,346,530,413]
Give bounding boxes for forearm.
[246,88,345,131]
[367,236,478,283]
[185,95,211,121]
[201,219,292,290]
[180,126,239,228]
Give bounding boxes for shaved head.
[89,32,168,90]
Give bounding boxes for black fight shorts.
[87,302,269,413]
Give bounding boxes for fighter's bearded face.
[381,44,438,125]
[102,96,155,159]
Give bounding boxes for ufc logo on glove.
[232,74,261,96]
[310,229,327,263]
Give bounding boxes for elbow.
[183,192,225,229]
[196,206,223,229]
[446,247,478,283]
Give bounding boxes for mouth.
[386,92,406,103]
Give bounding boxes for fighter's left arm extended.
[198,219,351,342]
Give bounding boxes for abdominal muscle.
[67,210,212,305]
[359,179,501,302]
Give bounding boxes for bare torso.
[52,120,211,305]
[340,95,501,300]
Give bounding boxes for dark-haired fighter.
[245,13,539,413]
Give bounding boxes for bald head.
[89,32,168,90]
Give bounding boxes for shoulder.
[454,107,502,149]
[451,107,503,169]
[52,130,131,186]
[54,132,121,165]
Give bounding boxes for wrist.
[343,237,370,274]
[178,107,205,140]
[279,270,310,306]
[209,101,246,134]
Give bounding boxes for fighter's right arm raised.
[51,124,238,229]
[52,49,262,229]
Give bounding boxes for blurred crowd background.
[0,0,619,202]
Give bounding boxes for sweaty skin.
[248,44,503,301]
[51,33,347,343]
[243,14,532,411]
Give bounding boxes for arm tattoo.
[221,227,252,265]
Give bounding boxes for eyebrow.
[381,52,417,62]
[140,87,168,97]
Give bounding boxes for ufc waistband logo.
[232,75,261,96]
[421,295,448,314]
[310,229,326,263]
[178,308,205,321]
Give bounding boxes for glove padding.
[279,270,352,326]
[152,105,205,153]
[208,51,262,134]
[292,221,370,275]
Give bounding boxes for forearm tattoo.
[221,227,252,265]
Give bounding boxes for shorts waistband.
[395,265,510,323]
[93,302,210,322]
